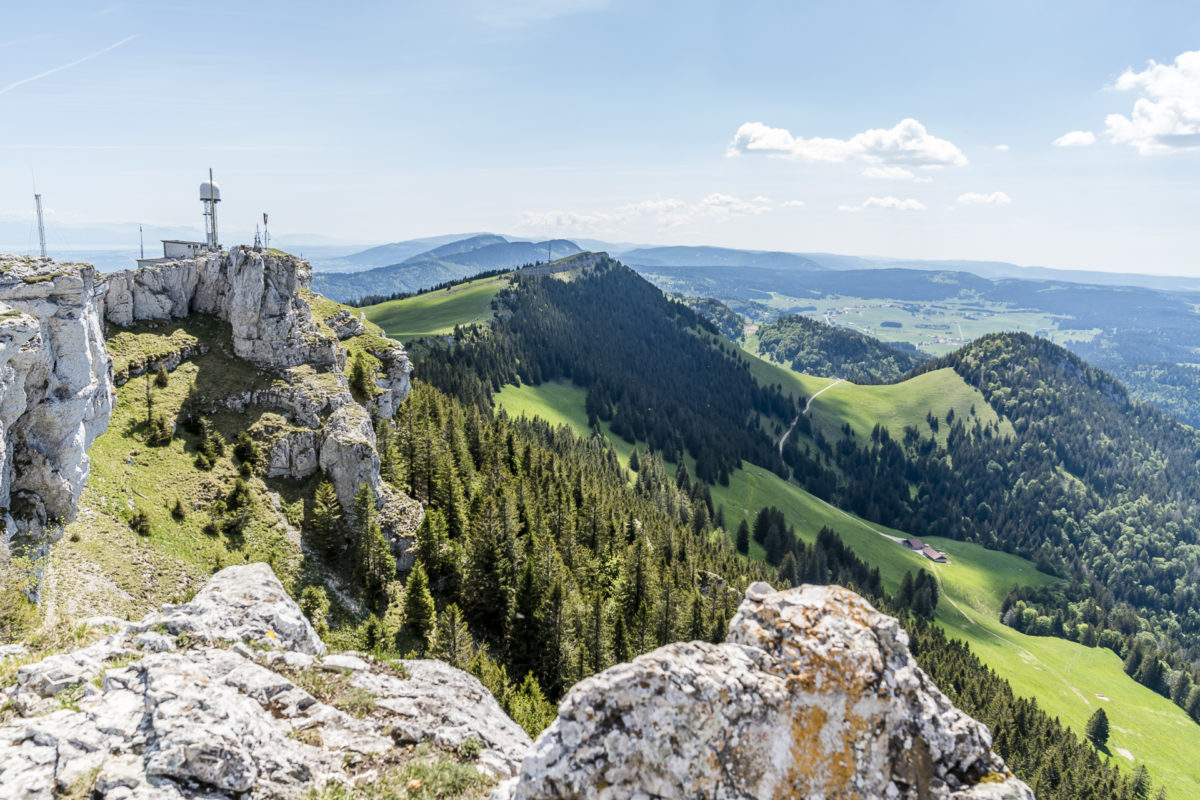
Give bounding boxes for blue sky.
[1,1,1199,273]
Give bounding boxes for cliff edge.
[0,256,112,545]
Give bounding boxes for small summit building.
[137,174,223,267]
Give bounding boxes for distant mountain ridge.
[311,236,582,303]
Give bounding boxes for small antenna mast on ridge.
[34,193,47,258]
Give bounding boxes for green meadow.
[364,274,509,340]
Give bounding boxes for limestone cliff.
[101,247,420,556]
[0,256,112,545]
[496,582,1035,800]
[103,247,339,369]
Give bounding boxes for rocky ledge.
[497,582,1035,800]
[103,248,339,370]
[0,563,530,800]
[0,570,1036,800]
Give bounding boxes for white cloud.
[994,144,1010,152]
[517,192,778,233]
[957,191,1012,206]
[727,118,967,168]
[1105,49,1200,154]
[781,199,807,208]
[838,196,927,212]
[1052,130,1096,147]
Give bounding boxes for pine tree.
[628,447,640,472]
[735,520,750,555]
[1085,707,1109,748]
[402,562,436,651]
[611,613,630,664]
[311,480,341,558]
[507,560,543,679]
[351,483,394,609]
[432,603,473,669]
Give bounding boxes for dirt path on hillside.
[778,378,844,457]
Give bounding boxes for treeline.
[756,313,928,383]
[675,296,746,341]
[1002,581,1200,723]
[349,268,513,308]
[414,259,796,483]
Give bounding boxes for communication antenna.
[139,224,144,259]
[547,239,551,263]
[34,193,47,258]
[200,168,221,250]
[262,212,269,249]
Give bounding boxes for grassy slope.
[741,343,1013,444]
[52,318,311,622]
[493,378,1200,796]
[363,274,510,340]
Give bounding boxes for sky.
[1,1,1200,274]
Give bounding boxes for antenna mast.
[34,193,47,258]
[208,167,219,250]
[139,224,144,259]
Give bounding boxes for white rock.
[500,583,1036,800]
[0,563,532,799]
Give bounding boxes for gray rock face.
[319,404,382,510]
[373,342,414,420]
[103,247,339,369]
[324,309,366,340]
[499,583,1035,800]
[0,564,531,800]
[0,256,113,543]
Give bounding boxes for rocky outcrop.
[319,403,423,568]
[372,341,414,420]
[103,248,420,556]
[323,309,366,340]
[0,564,531,799]
[103,247,339,369]
[0,256,113,544]
[497,582,1035,800]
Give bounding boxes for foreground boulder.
[497,582,1035,800]
[0,564,530,799]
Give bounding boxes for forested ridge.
[1105,361,1200,429]
[755,312,930,383]
[415,258,795,483]
[675,295,747,341]
[409,261,1200,724]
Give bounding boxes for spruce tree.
[311,480,341,558]
[735,520,750,555]
[1085,707,1109,748]
[402,562,436,650]
[432,603,473,669]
